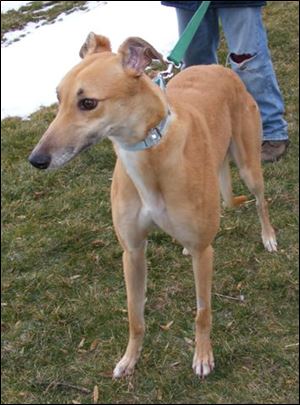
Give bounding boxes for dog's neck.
[117,76,171,152]
[109,74,169,151]
[111,77,171,205]
[118,108,172,152]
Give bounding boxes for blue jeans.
[176,7,288,141]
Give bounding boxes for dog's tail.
[232,194,248,207]
[219,156,247,208]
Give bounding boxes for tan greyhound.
[29,33,277,378]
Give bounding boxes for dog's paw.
[262,233,278,252]
[113,356,136,379]
[192,347,214,379]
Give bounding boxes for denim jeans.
[176,7,288,141]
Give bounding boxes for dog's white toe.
[193,360,214,379]
[113,356,136,379]
[263,235,278,252]
[193,349,214,379]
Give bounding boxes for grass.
[1,1,299,403]
[1,1,89,43]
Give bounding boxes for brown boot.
[261,140,289,162]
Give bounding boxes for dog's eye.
[78,98,98,111]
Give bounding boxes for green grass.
[1,1,88,43]
[1,1,299,403]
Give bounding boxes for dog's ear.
[79,32,111,58]
[118,37,164,77]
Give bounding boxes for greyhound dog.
[29,33,277,378]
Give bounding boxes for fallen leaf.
[160,320,174,331]
[93,385,99,404]
[33,191,45,200]
[70,275,81,281]
[226,320,234,329]
[78,338,85,349]
[92,239,105,247]
[184,337,194,346]
[90,339,100,351]
[98,371,113,378]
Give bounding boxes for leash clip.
[160,59,182,80]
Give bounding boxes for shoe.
[261,140,289,162]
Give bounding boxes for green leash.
[167,1,211,67]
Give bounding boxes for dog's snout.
[28,153,51,170]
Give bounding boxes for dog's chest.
[139,192,168,229]
[118,150,171,229]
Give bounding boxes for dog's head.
[29,33,165,169]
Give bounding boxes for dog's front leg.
[113,247,147,378]
[191,245,215,378]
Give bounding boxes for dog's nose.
[28,153,51,169]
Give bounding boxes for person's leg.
[219,7,288,161]
[176,7,219,66]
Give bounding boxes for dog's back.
[166,65,261,168]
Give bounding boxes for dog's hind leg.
[191,245,215,378]
[230,104,277,252]
[219,154,247,208]
[236,160,277,252]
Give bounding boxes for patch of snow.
[3,20,48,47]
[1,1,178,119]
